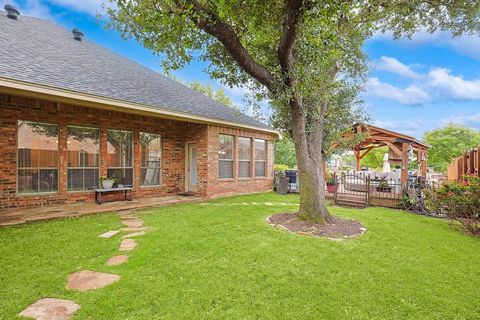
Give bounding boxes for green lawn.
[1,192,479,319]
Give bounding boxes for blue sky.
[3,0,480,139]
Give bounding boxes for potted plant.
[100,176,117,190]
[326,175,337,193]
[376,177,392,193]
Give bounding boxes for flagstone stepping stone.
[122,219,143,228]
[120,227,147,232]
[122,231,146,239]
[19,298,80,320]
[119,216,139,221]
[117,210,133,216]
[265,202,273,206]
[66,270,120,292]
[119,239,137,251]
[98,230,120,238]
[106,255,129,266]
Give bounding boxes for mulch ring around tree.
[267,213,366,240]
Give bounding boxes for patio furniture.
[94,187,133,204]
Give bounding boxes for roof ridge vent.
[72,28,84,41]
[4,4,20,20]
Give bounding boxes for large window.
[140,133,161,186]
[67,126,100,191]
[238,137,252,178]
[219,134,234,179]
[17,120,59,193]
[255,139,267,177]
[107,130,133,187]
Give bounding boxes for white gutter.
[0,77,280,137]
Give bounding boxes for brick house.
[0,7,278,210]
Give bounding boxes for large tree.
[108,0,480,223]
[424,124,480,172]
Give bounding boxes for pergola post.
[420,149,427,178]
[401,142,409,185]
[354,150,361,171]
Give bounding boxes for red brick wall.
[0,94,276,209]
[206,125,276,197]
[0,94,208,209]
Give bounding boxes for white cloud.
[0,0,109,20]
[443,113,480,128]
[48,0,106,15]
[367,56,480,105]
[367,77,430,105]
[1,0,53,19]
[427,68,480,100]
[372,119,425,138]
[372,56,420,79]
[371,29,480,61]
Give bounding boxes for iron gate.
[333,173,370,208]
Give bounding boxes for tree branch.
[171,0,274,89]
[277,0,304,73]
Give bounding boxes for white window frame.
[67,125,100,192]
[255,139,267,177]
[107,129,134,187]
[140,132,162,187]
[218,134,234,179]
[17,120,59,194]
[238,136,252,178]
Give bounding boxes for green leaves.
[424,124,480,172]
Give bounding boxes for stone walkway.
[19,209,147,319]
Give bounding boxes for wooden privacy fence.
[447,144,480,181]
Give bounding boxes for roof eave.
[0,77,280,138]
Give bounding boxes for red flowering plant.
[425,176,480,236]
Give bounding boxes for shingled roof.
[0,10,272,131]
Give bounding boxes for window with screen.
[140,132,161,186]
[219,134,234,179]
[107,129,133,186]
[238,137,252,178]
[17,120,59,193]
[67,126,100,191]
[255,139,267,177]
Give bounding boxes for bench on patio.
[94,187,133,204]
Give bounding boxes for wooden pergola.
[350,124,429,184]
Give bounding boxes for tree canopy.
[424,124,480,172]
[107,0,480,222]
[361,146,389,170]
[275,138,297,168]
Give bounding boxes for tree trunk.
[289,97,332,223]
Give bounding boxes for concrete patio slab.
[66,270,120,292]
[0,194,204,227]
[19,298,80,320]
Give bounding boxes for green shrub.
[274,164,290,172]
[425,177,480,236]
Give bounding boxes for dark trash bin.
[277,176,290,194]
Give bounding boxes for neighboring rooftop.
[0,8,271,131]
